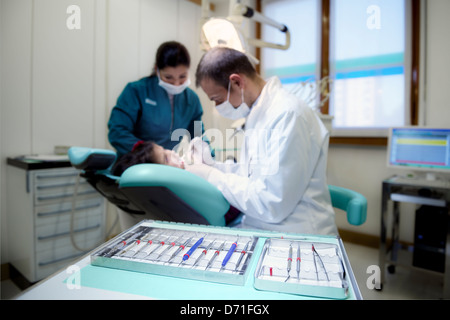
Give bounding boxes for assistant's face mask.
[157,70,191,95]
[216,82,250,120]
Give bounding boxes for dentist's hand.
[188,137,215,165]
[185,163,214,180]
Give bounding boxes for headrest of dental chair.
[68,146,117,171]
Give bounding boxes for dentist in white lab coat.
[187,47,337,235]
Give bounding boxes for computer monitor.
[387,127,450,176]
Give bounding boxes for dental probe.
[234,241,250,272]
[105,229,147,257]
[284,244,293,282]
[118,239,142,256]
[312,244,329,281]
[155,234,183,260]
[191,239,216,268]
[296,243,301,280]
[118,232,152,256]
[312,245,319,280]
[168,236,193,262]
[143,232,174,258]
[336,247,346,280]
[179,234,207,266]
[220,236,239,272]
[205,241,225,270]
[131,232,162,257]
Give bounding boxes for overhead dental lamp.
[200,0,290,63]
[201,18,247,52]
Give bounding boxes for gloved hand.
[185,163,214,180]
[187,137,215,165]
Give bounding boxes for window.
[260,0,419,144]
[262,0,320,85]
[262,0,321,106]
[329,0,408,136]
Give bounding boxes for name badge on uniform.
[145,98,157,106]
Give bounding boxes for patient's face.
[153,145,185,169]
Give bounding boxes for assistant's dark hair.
[195,47,257,89]
[112,141,157,176]
[153,41,190,74]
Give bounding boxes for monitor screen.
[387,127,450,173]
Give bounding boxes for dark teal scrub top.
[108,76,204,158]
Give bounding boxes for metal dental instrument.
[234,240,250,272]
[284,244,293,282]
[118,239,142,256]
[312,244,329,281]
[312,244,319,280]
[179,234,207,266]
[220,236,239,272]
[155,234,183,260]
[103,240,128,257]
[105,229,147,257]
[168,236,193,262]
[296,243,301,280]
[192,239,216,268]
[103,232,138,256]
[143,232,173,258]
[336,247,346,280]
[131,232,162,258]
[205,241,225,270]
[119,232,152,256]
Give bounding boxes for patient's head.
[112,141,184,176]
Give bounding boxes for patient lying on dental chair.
[111,140,241,225]
[112,140,185,176]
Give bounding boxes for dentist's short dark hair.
[195,47,257,89]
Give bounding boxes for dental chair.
[68,147,367,229]
[328,185,367,226]
[68,147,229,227]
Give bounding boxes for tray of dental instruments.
[253,238,349,299]
[90,221,258,286]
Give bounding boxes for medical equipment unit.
[90,220,359,299]
[254,238,348,299]
[200,0,290,64]
[387,127,450,178]
[68,147,231,227]
[91,221,258,286]
[377,127,450,298]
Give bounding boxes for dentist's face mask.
[157,69,191,95]
[216,81,250,120]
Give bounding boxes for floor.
[1,241,446,300]
[343,242,445,300]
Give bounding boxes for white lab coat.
[192,77,337,235]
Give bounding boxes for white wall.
[423,0,450,126]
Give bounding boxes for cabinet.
[6,158,106,283]
[379,175,450,299]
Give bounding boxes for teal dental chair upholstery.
[68,147,229,227]
[328,185,367,226]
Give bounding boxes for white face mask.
[216,82,250,120]
[157,70,191,95]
